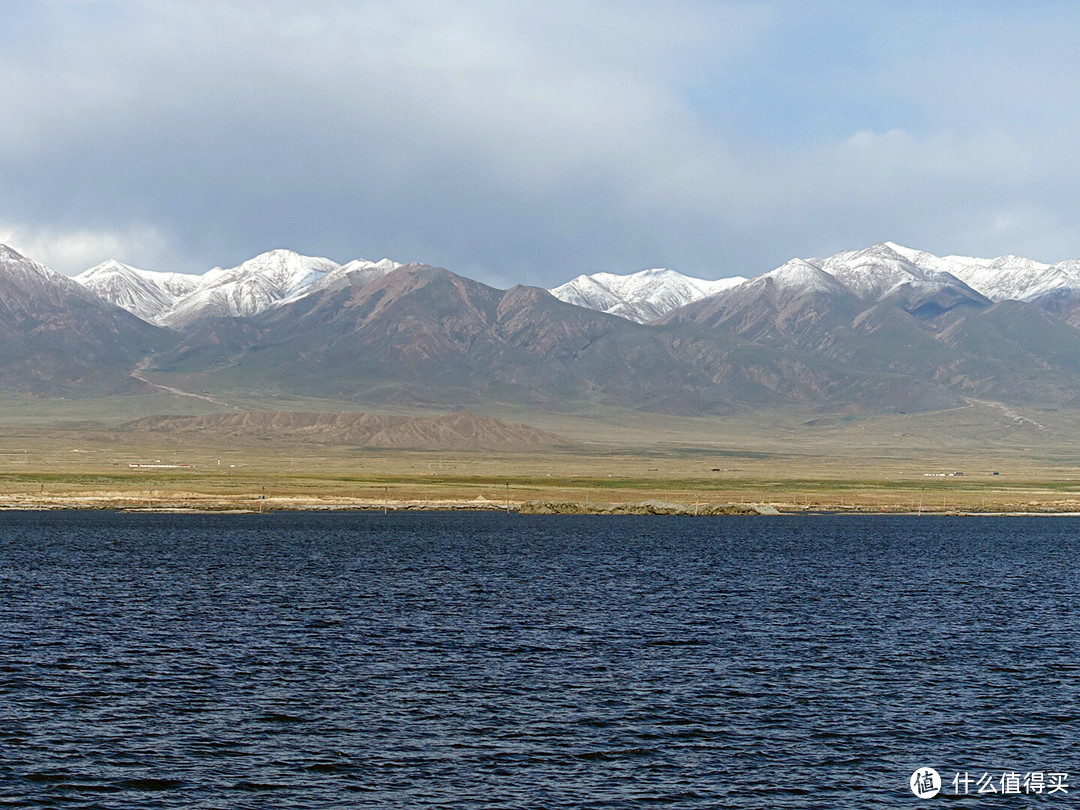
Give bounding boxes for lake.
[0,511,1076,807]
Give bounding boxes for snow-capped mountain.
[0,245,176,327]
[12,238,1080,413]
[752,259,855,299]
[72,250,402,327]
[161,249,342,327]
[75,260,202,323]
[65,241,1080,332]
[881,242,1080,302]
[703,241,1069,311]
[659,258,863,351]
[946,255,1080,302]
[0,243,94,303]
[546,244,988,326]
[549,268,746,323]
[810,243,976,301]
[275,257,401,307]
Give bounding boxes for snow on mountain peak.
[274,257,402,306]
[203,249,339,294]
[873,246,1079,302]
[161,250,342,326]
[0,243,87,295]
[0,243,131,316]
[811,244,939,300]
[0,244,65,281]
[68,249,403,326]
[760,259,851,296]
[755,241,1080,307]
[52,238,1080,331]
[75,260,202,322]
[549,267,747,323]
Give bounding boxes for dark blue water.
[0,512,1076,807]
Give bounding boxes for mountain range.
[7,240,1080,415]
[76,250,403,327]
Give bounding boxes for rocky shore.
[1,489,1075,515]
[0,490,783,514]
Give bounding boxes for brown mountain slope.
[151,263,873,413]
[661,259,1080,408]
[0,245,170,395]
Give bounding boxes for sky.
[3,0,1080,287]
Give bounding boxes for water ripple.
[0,511,1077,807]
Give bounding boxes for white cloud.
[4,2,1080,281]
[0,222,176,275]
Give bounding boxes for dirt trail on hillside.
[131,359,238,409]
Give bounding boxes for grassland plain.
[2,393,1080,514]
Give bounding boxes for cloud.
[0,0,774,279]
[0,221,175,275]
[4,1,1080,283]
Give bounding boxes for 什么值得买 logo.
[910,767,941,799]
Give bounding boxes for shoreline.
[2,493,1080,516]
